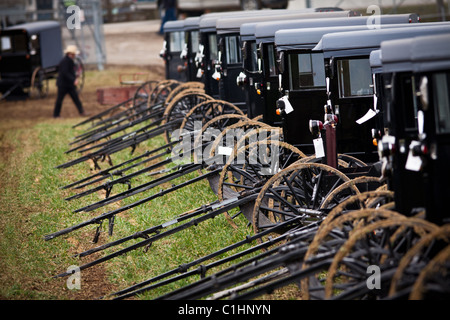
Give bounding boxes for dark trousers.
[159,8,177,34]
[54,85,84,117]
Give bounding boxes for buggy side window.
[209,34,218,61]
[288,52,325,90]
[400,75,418,131]
[225,35,241,65]
[337,58,373,97]
[169,31,185,52]
[189,31,199,54]
[433,72,450,134]
[267,44,277,77]
[247,42,258,72]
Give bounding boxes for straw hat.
[64,44,79,55]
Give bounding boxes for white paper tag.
[280,96,294,114]
[313,138,325,158]
[405,141,423,172]
[218,146,233,156]
[356,109,378,125]
[196,68,203,78]
[212,70,221,81]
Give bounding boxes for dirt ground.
[0,20,166,300]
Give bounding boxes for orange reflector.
[373,138,378,146]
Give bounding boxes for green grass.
[0,117,258,300]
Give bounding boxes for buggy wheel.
[30,67,49,99]
[179,99,244,134]
[320,176,385,211]
[252,163,351,235]
[192,114,251,165]
[389,224,450,299]
[409,244,450,300]
[162,91,213,143]
[217,139,306,227]
[324,217,438,299]
[133,80,159,108]
[149,80,180,107]
[301,207,401,299]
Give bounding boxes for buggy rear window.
[1,34,27,53]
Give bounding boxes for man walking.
[53,45,85,118]
[158,0,177,35]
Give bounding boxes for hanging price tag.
[356,109,378,124]
[279,96,294,114]
[313,137,325,158]
[405,141,423,172]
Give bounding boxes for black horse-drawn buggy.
[43,7,450,300]
[0,20,84,100]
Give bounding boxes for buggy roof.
[199,9,293,33]
[274,21,434,51]
[4,20,60,35]
[274,25,380,51]
[380,32,450,73]
[216,11,351,36]
[183,17,201,31]
[313,23,450,58]
[163,20,186,33]
[261,14,418,46]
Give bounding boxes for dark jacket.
[57,55,76,88]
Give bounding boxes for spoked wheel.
[217,139,307,226]
[164,81,205,103]
[148,80,180,107]
[320,176,385,212]
[318,190,395,227]
[192,114,251,166]
[301,207,403,299]
[324,216,438,299]
[336,154,368,168]
[206,121,272,199]
[409,243,450,300]
[389,224,450,299]
[162,92,213,143]
[132,80,159,108]
[169,100,245,172]
[179,99,244,134]
[252,163,352,236]
[30,67,49,99]
[295,153,367,169]
[217,139,305,201]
